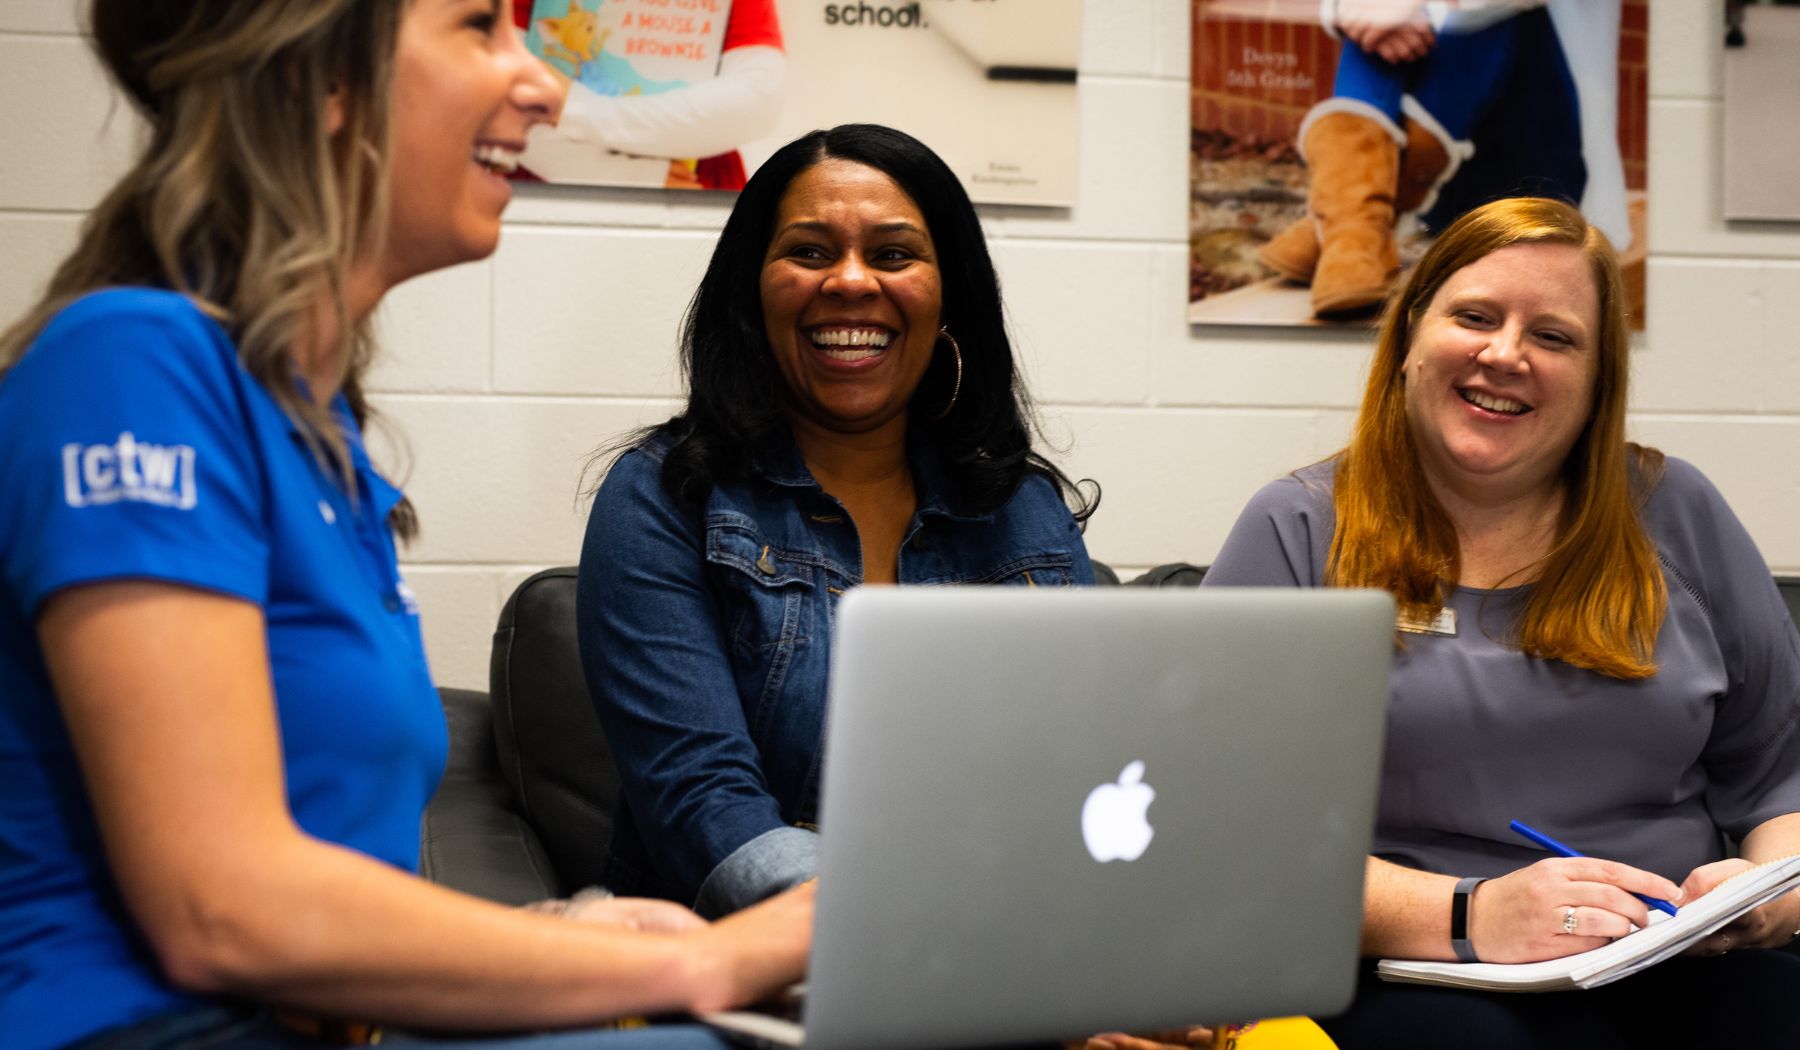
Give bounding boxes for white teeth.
[473,143,520,174]
[1462,389,1528,415]
[810,328,891,349]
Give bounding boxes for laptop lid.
[801,587,1394,1049]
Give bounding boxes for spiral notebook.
[1377,854,1800,992]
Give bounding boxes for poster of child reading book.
[515,0,784,190]
[1188,0,1648,328]
[514,0,1082,207]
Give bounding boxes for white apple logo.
[1081,760,1155,862]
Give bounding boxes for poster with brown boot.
[1188,0,1648,329]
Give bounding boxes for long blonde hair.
[0,0,412,534]
[1329,197,1666,679]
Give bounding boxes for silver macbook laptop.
[707,587,1395,1049]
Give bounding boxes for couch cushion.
[490,567,619,892]
[1128,563,1207,587]
[421,688,562,904]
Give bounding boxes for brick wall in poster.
[1619,0,1648,190]
[1192,0,1651,189]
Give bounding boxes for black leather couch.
[420,568,1800,906]
[423,566,588,905]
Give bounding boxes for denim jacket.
[577,429,1093,915]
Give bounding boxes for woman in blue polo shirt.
[0,3,810,1048]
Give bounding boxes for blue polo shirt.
[0,289,446,1049]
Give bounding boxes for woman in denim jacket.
[579,124,1097,917]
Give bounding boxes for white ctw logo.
[62,432,198,510]
[1081,760,1156,863]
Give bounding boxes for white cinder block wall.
[3,2,1796,688]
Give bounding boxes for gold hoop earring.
[928,327,963,422]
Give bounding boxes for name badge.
[1397,606,1458,637]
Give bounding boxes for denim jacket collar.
[746,431,995,526]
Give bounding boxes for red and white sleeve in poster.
[517,0,781,189]
[515,0,1080,207]
[723,0,782,51]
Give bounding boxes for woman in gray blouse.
[1206,196,1800,1049]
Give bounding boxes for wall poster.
[1723,0,1800,221]
[1188,0,1648,328]
[514,0,1081,207]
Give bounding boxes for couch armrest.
[422,687,566,906]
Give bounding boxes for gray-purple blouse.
[1203,456,1800,882]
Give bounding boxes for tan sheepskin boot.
[1305,111,1402,315]
[1257,210,1325,285]
[1258,117,1451,287]
[1395,118,1451,219]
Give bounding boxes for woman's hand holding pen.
[1680,859,1800,954]
[1468,858,1685,964]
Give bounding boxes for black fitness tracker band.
[1451,876,1486,963]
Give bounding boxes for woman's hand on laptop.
[527,887,709,933]
[685,880,817,1012]
[1075,1024,1214,1049]
[527,881,814,1012]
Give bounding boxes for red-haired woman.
[1206,196,1800,1048]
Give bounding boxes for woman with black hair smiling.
[578,123,1097,917]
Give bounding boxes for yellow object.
[1217,1016,1339,1050]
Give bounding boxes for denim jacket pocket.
[705,518,814,588]
[705,520,820,746]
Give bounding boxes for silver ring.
[1562,907,1579,935]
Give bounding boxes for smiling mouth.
[474,143,521,175]
[1460,388,1530,416]
[809,327,891,362]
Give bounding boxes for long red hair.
[1328,197,1665,679]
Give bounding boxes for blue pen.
[1508,820,1679,916]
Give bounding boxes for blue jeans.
[72,1005,734,1050]
[1332,18,1518,140]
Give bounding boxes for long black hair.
[645,123,1093,521]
